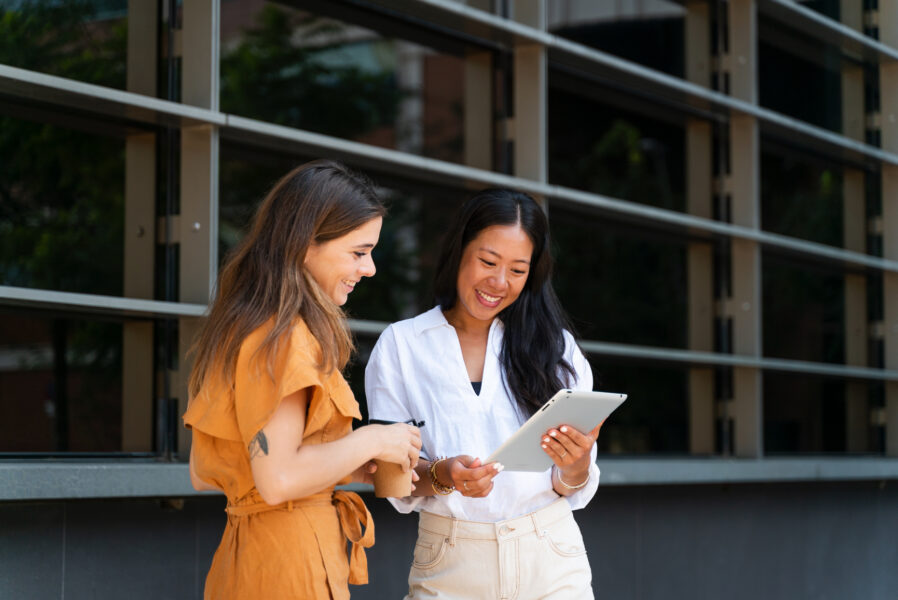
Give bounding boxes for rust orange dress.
[183,318,374,600]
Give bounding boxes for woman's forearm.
[252,426,384,504]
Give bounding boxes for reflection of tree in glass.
[761,153,842,247]
[0,0,126,294]
[220,5,400,138]
[0,0,127,451]
[551,119,684,212]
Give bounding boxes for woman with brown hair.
[183,159,421,599]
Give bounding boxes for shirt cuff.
[387,494,426,514]
[563,462,600,510]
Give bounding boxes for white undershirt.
[364,306,599,522]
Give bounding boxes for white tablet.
[486,389,627,472]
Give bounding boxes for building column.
[685,0,714,454]
[178,0,220,457]
[122,0,158,453]
[727,0,763,457]
[843,170,869,451]
[512,0,547,185]
[880,1,898,456]
[840,7,870,452]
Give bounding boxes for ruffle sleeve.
[183,370,242,442]
[234,320,361,448]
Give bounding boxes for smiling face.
[446,224,534,328]
[303,216,383,306]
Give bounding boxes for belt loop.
[287,500,294,512]
[531,512,545,538]
[448,518,459,547]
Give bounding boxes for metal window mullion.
[0,64,224,128]
[343,317,898,381]
[0,286,206,318]
[686,1,715,455]
[725,0,763,458]
[759,0,898,61]
[121,0,160,455]
[881,14,898,454]
[177,0,220,460]
[844,168,870,451]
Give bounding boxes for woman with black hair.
[365,188,600,599]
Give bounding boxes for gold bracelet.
[555,466,589,490]
[429,457,455,495]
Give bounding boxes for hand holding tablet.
[487,390,627,472]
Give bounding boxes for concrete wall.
[1,481,896,599]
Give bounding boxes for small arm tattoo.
[248,430,269,459]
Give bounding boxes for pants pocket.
[543,516,587,558]
[411,528,449,570]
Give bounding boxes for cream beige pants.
[405,498,594,600]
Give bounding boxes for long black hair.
[433,188,578,417]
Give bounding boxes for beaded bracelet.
[555,465,590,490]
[429,457,455,495]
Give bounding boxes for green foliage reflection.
[220,4,400,138]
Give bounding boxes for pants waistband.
[418,497,571,545]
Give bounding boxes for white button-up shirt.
[365,306,599,522]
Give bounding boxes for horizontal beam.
[580,339,898,381]
[759,0,898,64]
[0,64,224,130]
[3,458,897,500]
[0,460,369,500]
[597,457,898,486]
[0,286,207,319]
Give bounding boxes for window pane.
[0,114,125,296]
[220,1,498,166]
[551,206,690,349]
[761,143,843,249]
[592,358,689,454]
[548,1,685,78]
[0,0,128,90]
[762,371,879,454]
[758,16,873,137]
[762,253,845,364]
[549,74,687,212]
[0,309,130,453]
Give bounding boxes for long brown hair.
[188,159,384,398]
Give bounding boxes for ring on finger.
[463,481,469,491]
[560,451,567,458]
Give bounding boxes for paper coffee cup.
[372,460,413,498]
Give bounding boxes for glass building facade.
[1,0,897,495]
[2,2,898,598]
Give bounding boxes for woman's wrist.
[555,465,589,490]
[429,457,455,495]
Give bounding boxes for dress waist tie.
[225,488,375,585]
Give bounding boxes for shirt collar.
[412,305,506,340]
[412,305,450,336]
